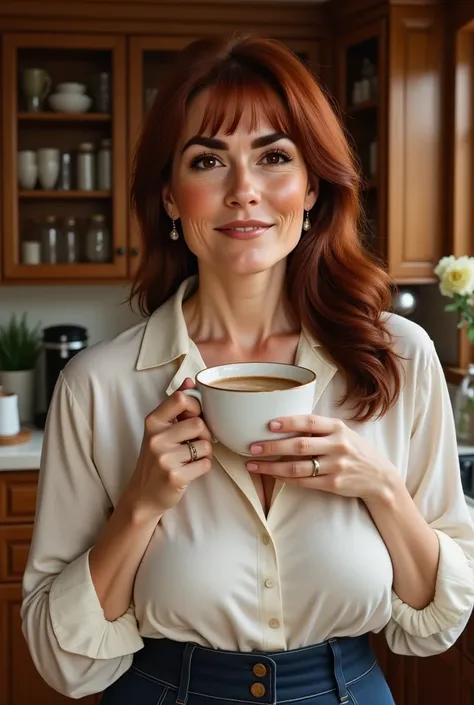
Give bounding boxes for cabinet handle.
[130,247,139,256]
[115,247,125,256]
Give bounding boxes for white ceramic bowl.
[48,93,92,113]
[56,82,86,94]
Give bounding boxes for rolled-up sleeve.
[385,344,474,656]
[21,372,143,699]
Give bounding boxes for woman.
[22,34,474,705]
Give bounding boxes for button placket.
[258,530,285,650]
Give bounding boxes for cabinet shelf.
[346,99,378,115]
[19,190,111,199]
[17,112,111,122]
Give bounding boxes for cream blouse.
[21,276,474,699]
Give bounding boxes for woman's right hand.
[125,378,214,519]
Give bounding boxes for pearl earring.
[169,214,179,241]
[303,210,311,232]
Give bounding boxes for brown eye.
[190,154,222,170]
[260,150,292,166]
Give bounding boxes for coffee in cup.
[183,362,316,456]
[209,376,302,392]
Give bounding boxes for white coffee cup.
[184,362,317,456]
[0,391,21,437]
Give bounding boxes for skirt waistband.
[132,635,377,705]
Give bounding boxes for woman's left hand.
[246,415,401,504]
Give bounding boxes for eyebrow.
[181,131,291,154]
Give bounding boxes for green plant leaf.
[0,313,42,371]
[467,327,474,343]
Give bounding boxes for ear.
[162,185,180,219]
[305,176,319,211]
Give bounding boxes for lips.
[215,220,273,240]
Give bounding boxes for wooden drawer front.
[0,472,38,524]
[0,524,33,581]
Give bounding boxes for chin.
[227,258,283,276]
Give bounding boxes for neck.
[183,263,299,352]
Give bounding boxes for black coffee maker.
[35,325,88,427]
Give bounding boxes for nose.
[224,163,261,208]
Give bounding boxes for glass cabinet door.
[1,32,127,281]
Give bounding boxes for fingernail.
[250,444,263,455]
[247,463,258,471]
[270,420,281,430]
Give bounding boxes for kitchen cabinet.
[1,32,128,281]
[0,471,99,705]
[333,0,444,283]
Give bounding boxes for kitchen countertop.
[0,429,43,470]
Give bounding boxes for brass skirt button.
[250,682,266,698]
[253,663,267,677]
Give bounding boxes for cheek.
[266,173,307,214]
[175,179,220,218]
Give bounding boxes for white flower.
[434,255,455,280]
[438,256,474,298]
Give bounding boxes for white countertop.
[0,429,44,470]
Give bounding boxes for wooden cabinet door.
[387,4,444,281]
[462,655,474,704]
[0,583,97,705]
[403,647,462,705]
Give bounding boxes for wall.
[0,284,142,346]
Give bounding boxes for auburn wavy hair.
[130,34,402,422]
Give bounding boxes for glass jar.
[58,152,72,190]
[60,216,80,264]
[77,142,95,191]
[97,138,112,191]
[85,214,110,263]
[455,364,474,445]
[41,215,59,263]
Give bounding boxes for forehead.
[179,85,290,143]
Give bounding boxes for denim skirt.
[101,634,395,705]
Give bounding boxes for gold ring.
[187,441,198,463]
[311,457,320,477]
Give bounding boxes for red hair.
[130,34,402,422]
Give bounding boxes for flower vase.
[454,364,474,445]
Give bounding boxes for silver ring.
[186,441,198,463]
[311,457,320,477]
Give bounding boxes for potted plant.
[434,255,474,443]
[0,313,42,424]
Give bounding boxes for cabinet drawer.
[0,472,38,524]
[0,524,32,581]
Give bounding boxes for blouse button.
[264,578,276,588]
[250,683,266,698]
[268,618,280,629]
[262,534,271,545]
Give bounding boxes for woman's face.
[164,88,317,276]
